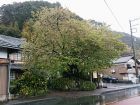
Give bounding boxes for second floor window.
[9,52,22,61]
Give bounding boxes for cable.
[104,0,124,32]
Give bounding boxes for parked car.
[102,76,118,83]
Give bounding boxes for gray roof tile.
[113,56,133,64]
[0,35,25,49]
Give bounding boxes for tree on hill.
[0,1,61,30]
[117,32,140,58]
[0,1,61,37]
[0,23,21,37]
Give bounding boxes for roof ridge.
[0,37,17,47]
[113,56,134,64]
[0,34,20,39]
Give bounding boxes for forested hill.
[118,32,140,58]
[119,32,140,50]
[0,1,83,38]
[0,1,61,37]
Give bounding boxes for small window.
[111,69,116,74]
[127,64,132,69]
[10,71,16,80]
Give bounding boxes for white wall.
[127,59,135,67]
[0,49,7,58]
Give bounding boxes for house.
[0,35,24,101]
[103,56,140,83]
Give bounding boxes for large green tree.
[22,7,125,78]
[12,7,125,95]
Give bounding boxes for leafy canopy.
[22,7,125,78]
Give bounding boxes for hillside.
[118,32,140,58]
[119,32,140,50]
[0,1,61,37]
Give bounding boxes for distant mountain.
[118,32,140,58]
[119,32,140,50]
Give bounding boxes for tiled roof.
[113,56,133,64]
[0,35,25,49]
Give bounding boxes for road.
[109,96,140,105]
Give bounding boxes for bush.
[10,80,17,94]
[48,78,96,91]
[10,70,48,96]
[79,81,96,91]
[48,78,76,91]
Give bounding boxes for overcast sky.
[0,0,140,37]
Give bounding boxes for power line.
[103,0,124,32]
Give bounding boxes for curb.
[101,85,140,95]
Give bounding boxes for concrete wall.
[0,64,8,101]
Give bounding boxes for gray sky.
[1,0,140,37]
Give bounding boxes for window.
[0,48,7,58]
[111,69,116,74]
[127,64,132,69]
[10,71,16,80]
[9,52,22,61]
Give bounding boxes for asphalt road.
[109,96,140,105]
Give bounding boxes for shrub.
[48,78,76,91]
[10,80,17,94]
[48,78,96,91]
[10,70,48,96]
[79,81,96,91]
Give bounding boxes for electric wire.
[104,0,124,32]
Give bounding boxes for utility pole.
[129,19,139,78]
